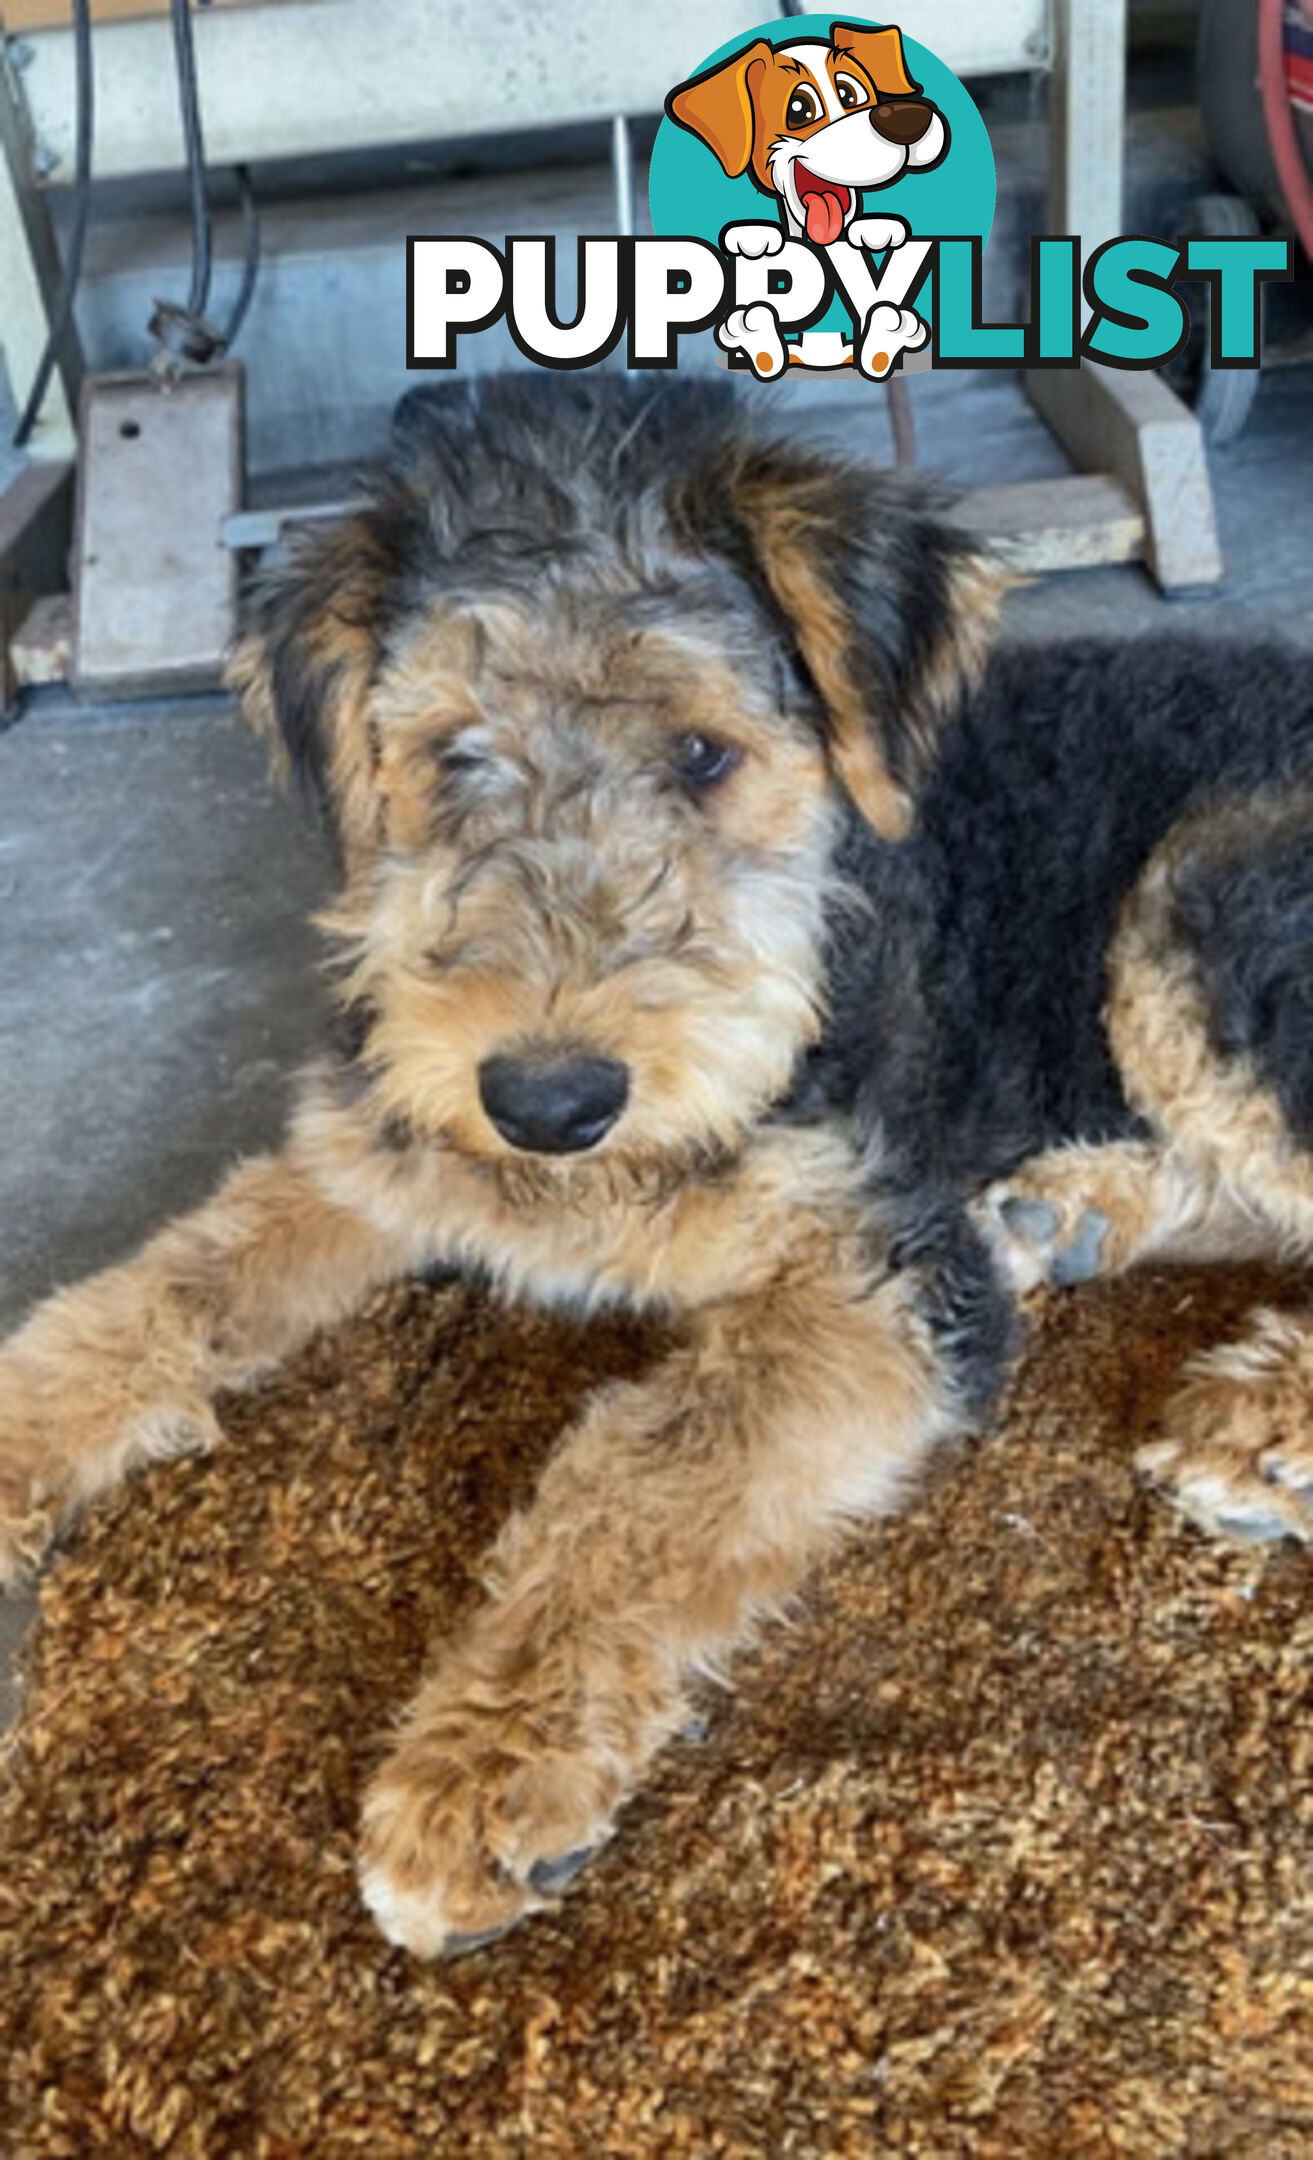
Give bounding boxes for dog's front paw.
[0,1340,223,1587]
[716,302,787,380]
[1139,1310,1313,1545]
[846,214,910,255]
[0,1353,76,1587]
[358,1675,646,1957]
[974,1147,1161,1295]
[721,221,784,259]
[857,303,927,381]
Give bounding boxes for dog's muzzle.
[870,99,934,145]
[478,1050,630,1154]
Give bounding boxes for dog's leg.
[1085,797,1313,1543]
[976,1139,1265,1293]
[0,1092,425,1584]
[358,1229,995,1956]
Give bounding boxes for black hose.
[221,162,261,353]
[12,0,94,449]
[151,6,261,363]
[170,0,212,324]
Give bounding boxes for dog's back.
[800,637,1313,1191]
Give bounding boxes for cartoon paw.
[716,302,787,381]
[858,303,928,381]
[721,222,785,259]
[846,215,910,255]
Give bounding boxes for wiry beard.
[489,1136,738,1215]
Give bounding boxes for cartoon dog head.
[667,20,948,246]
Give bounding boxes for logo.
[407,16,1292,381]
[653,15,990,379]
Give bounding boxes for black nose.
[870,98,933,145]
[478,1051,630,1154]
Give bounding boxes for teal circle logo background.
[649,15,996,336]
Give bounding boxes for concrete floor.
[3,348,1313,1729]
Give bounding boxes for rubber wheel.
[1166,190,1264,447]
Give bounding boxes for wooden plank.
[1027,363,1223,589]
[3,2,279,29]
[1047,0,1127,252]
[9,588,72,685]
[73,365,242,695]
[0,455,73,710]
[950,473,1146,574]
[221,495,364,554]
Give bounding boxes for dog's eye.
[785,86,822,128]
[834,73,869,112]
[436,738,485,779]
[672,731,743,793]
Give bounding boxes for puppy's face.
[321,593,836,1172]
[232,382,1003,1177]
[667,22,949,244]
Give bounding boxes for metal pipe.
[611,113,634,238]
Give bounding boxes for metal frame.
[0,35,76,457]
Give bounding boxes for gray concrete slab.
[0,700,330,1730]
[0,700,330,1331]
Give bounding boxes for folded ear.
[226,488,419,869]
[690,448,1012,840]
[665,37,775,179]
[831,20,921,98]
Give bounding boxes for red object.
[1260,0,1313,256]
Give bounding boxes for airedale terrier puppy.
[2,377,1311,1957]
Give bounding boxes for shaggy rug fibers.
[1,1264,1311,2155]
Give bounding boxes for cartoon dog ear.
[830,20,922,98]
[697,449,1012,840]
[226,489,418,869]
[665,37,775,179]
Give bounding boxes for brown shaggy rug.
[1,1264,1311,2155]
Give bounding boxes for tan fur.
[359,1178,954,1948]
[226,513,416,871]
[1107,796,1313,1246]
[1139,1311,1313,1544]
[747,486,914,839]
[908,551,1017,767]
[986,794,1313,1545]
[0,546,982,1955]
[729,468,1014,840]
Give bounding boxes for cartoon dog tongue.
[803,184,847,247]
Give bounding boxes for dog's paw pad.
[998,1196,1061,1244]
[440,1922,519,1960]
[528,1845,598,1897]
[1049,1209,1110,1286]
[978,1192,1103,1294]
